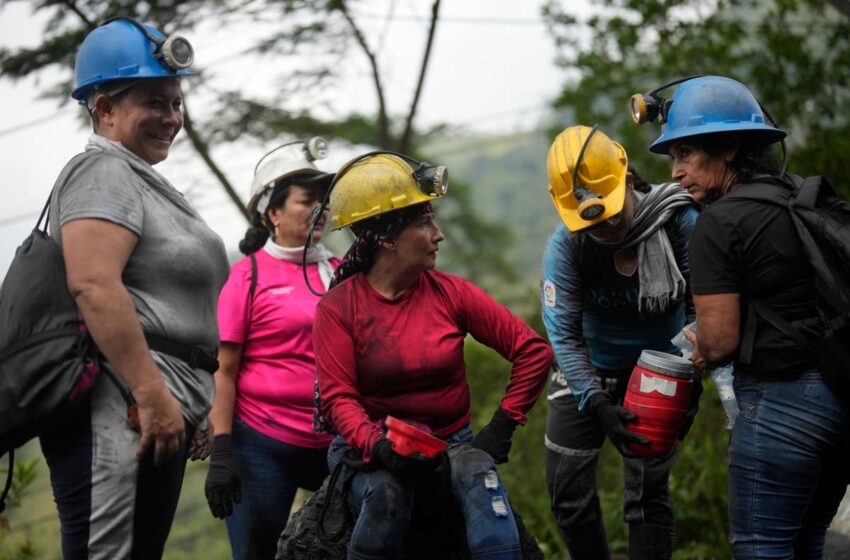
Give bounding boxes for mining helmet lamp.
[306,136,329,161]
[629,92,672,125]
[572,125,607,221]
[412,161,449,197]
[102,16,194,71]
[628,76,703,124]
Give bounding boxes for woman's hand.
[683,328,706,370]
[371,439,438,477]
[189,416,214,461]
[133,377,186,465]
[471,408,519,464]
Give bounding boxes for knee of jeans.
[546,448,603,528]
[360,471,414,522]
[448,445,496,487]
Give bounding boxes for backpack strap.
[738,304,758,365]
[747,299,819,365]
[724,177,807,365]
[0,449,14,514]
[250,252,258,302]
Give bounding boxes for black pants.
[545,368,677,560]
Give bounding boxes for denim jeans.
[226,417,328,560]
[327,425,522,560]
[729,371,850,559]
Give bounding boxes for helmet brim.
[650,122,787,154]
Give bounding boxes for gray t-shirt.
[49,136,229,427]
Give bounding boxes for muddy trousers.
[327,426,522,560]
[545,372,676,560]
[39,371,194,560]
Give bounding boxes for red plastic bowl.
[385,416,447,458]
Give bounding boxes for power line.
[0,210,40,228]
[350,11,545,25]
[0,109,66,138]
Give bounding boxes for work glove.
[679,372,704,440]
[471,408,519,464]
[586,392,650,459]
[371,438,439,478]
[204,435,242,519]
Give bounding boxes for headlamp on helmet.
[628,76,702,125]
[571,125,607,221]
[102,17,194,72]
[412,162,449,197]
[306,137,329,161]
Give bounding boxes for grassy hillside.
[425,130,561,287]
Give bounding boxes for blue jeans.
[327,426,522,560]
[226,418,328,560]
[729,371,850,559]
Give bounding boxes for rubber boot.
[562,527,611,560]
[628,522,674,560]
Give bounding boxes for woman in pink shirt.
[204,138,338,560]
[313,153,553,560]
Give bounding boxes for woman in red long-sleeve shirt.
[313,153,553,560]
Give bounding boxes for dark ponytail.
[238,213,271,255]
[238,180,293,255]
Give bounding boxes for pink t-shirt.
[218,249,337,448]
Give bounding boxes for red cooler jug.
[623,350,695,457]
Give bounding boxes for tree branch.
[61,0,96,29]
[827,0,850,20]
[336,1,390,148]
[181,99,249,221]
[400,0,441,153]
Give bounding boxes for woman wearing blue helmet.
[641,76,849,558]
[39,17,228,559]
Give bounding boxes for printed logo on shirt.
[543,280,556,307]
[270,286,294,295]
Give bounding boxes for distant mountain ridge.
[425,130,561,285]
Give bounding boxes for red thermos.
[623,350,695,457]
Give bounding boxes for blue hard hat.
[649,76,786,154]
[72,18,192,102]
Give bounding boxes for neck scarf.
[85,134,197,217]
[263,239,335,290]
[592,183,695,313]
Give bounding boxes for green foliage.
[542,0,850,197]
[0,457,41,560]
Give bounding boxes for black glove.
[586,392,650,459]
[471,408,519,464]
[204,435,242,519]
[679,372,704,440]
[371,438,439,478]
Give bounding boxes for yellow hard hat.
[546,125,628,232]
[329,153,446,230]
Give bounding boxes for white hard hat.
[248,137,333,215]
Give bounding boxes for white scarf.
[263,239,335,290]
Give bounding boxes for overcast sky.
[0,1,581,276]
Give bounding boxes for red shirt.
[313,270,553,461]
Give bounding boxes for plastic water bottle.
[711,364,739,429]
[671,321,739,430]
